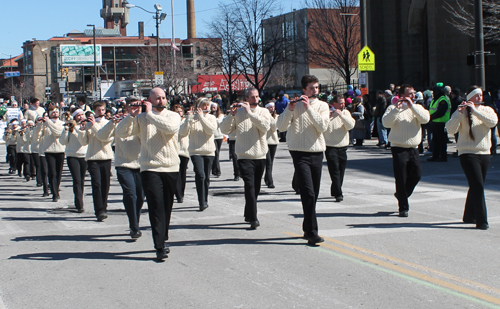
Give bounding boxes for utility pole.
[474,0,485,90]
[360,0,369,91]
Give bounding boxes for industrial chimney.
[187,0,196,38]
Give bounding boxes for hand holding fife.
[301,95,310,110]
[229,103,239,116]
[143,101,152,114]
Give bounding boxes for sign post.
[357,46,375,95]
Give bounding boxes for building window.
[196,46,200,55]
[196,60,201,69]
[204,46,208,53]
[204,60,208,67]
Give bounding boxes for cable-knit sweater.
[324,109,356,148]
[84,119,114,161]
[29,128,40,153]
[3,132,16,146]
[177,118,190,158]
[25,107,45,122]
[220,106,271,160]
[179,112,217,156]
[100,119,140,169]
[15,130,30,153]
[445,106,498,155]
[35,119,65,153]
[382,104,430,148]
[276,98,329,152]
[59,127,88,158]
[115,110,181,172]
[267,115,279,146]
[213,114,224,140]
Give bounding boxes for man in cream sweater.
[324,95,355,202]
[85,101,114,221]
[277,75,329,245]
[382,84,430,217]
[116,88,180,261]
[220,88,271,230]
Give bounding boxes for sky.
[0,0,305,59]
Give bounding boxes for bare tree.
[305,0,360,86]
[445,0,500,44]
[231,0,287,94]
[204,10,240,99]
[1,77,35,103]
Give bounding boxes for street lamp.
[40,48,49,89]
[123,1,167,72]
[87,24,97,98]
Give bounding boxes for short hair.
[301,75,319,90]
[77,96,86,104]
[31,98,39,104]
[244,87,258,99]
[125,95,141,106]
[93,101,106,110]
[172,104,184,111]
[332,95,344,104]
[47,105,58,113]
[399,84,413,97]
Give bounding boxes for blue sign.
[4,71,20,77]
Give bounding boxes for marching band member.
[110,96,145,239]
[264,102,279,189]
[59,109,88,213]
[277,75,329,245]
[116,87,181,261]
[179,98,217,211]
[3,120,18,174]
[173,104,189,204]
[84,101,114,221]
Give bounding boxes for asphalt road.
[1,139,500,309]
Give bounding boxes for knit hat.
[265,102,275,108]
[72,109,84,118]
[355,89,361,96]
[414,92,424,101]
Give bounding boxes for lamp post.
[87,24,97,98]
[474,0,485,90]
[123,1,167,72]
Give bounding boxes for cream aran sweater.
[177,118,190,158]
[324,109,356,148]
[25,107,45,122]
[276,98,329,152]
[100,120,140,169]
[84,119,114,161]
[213,114,224,140]
[35,119,65,153]
[267,115,279,146]
[382,104,430,148]
[445,106,498,155]
[29,128,40,153]
[15,130,30,153]
[179,111,217,156]
[115,110,181,172]
[59,127,88,158]
[220,106,271,160]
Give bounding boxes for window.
[196,60,201,69]
[204,60,208,67]
[196,46,200,55]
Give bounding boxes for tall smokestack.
[187,0,196,38]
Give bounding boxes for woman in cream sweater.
[445,86,498,230]
[179,98,217,211]
[264,102,279,189]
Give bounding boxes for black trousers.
[175,155,190,202]
[7,145,16,171]
[264,144,277,186]
[191,155,214,208]
[40,155,49,195]
[391,147,421,212]
[45,152,65,199]
[67,156,87,210]
[17,153,31,177]
[228,140,240,177]
[212,138,223,176]
[31,153,41,185]
[238,159,266,222]
[430,122,447,160]
[116,166,144,232]
[290,151,323,238]
[87,159,112,217]
[460,154,490,226]
[325,146,348,198]
[141,171,178,249]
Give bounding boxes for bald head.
[149,87,167,111]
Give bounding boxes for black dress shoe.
[52,196,59,202]
[199,204,209,211]
[250,221,260,229]
[307,235,324,245]
[76,208,85,213]
[130,230,142,239]
[233,176,240,181]
[25,175,31,182]
[97,212,108,222]
[156,248,168,261]
[177,198,183,203]
[268,184,275,189]
[398,211,409,217]
[335,196,343,202]
[36,183,43,187]
[42,193,50,197]
[476,223,489,230]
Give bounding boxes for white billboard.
[60,45,102,67]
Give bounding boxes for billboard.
[192,74,262,93]
[60,45,102,66]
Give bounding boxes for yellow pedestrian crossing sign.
[358,46,375,71]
